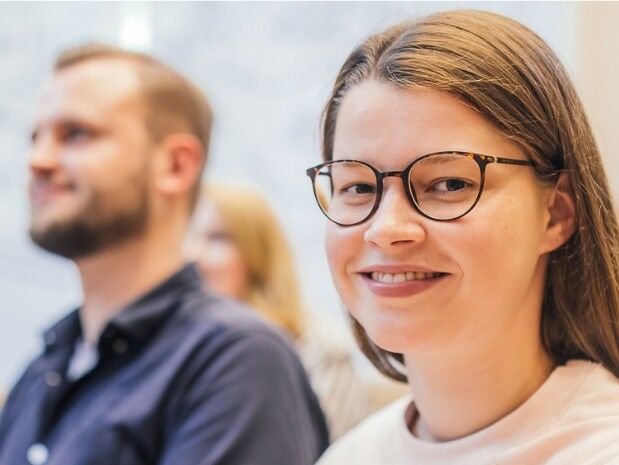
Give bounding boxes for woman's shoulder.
[316,396,412,465]
[560,359,619,422]
[522,360,619,464]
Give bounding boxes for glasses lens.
[409,153,482,220]
[314,161,377,225]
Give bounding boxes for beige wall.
[577,2,619,201]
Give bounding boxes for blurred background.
[0,1,617,390]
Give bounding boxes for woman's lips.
[359,271,448,297]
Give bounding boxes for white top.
[317,360,619,465]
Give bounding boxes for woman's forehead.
[332,81,523,165]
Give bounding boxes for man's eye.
[63,126,92,143]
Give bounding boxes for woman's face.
[188,200,250,300]
[326,80,557,355]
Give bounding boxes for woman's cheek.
[325,224,357,292]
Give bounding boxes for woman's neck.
[404,326,555,442]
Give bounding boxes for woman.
[307,10,619,464]
[186,183,404,439]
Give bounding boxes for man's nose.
[28,133,61,174]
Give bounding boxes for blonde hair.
[322,10,619,382]
[55,43,212,210]
[201,184,305,338]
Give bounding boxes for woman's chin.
[362,321,422,354]
[357,311,451,356]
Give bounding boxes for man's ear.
[154,133,204,198]
[540,173,576,254]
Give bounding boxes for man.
[0,44,328,465]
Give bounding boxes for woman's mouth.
[369,271,444,284]
[359,270,449,297]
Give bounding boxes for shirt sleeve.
[159,329,329,465]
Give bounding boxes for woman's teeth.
[370,271,441,283]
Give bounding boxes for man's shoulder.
[159,292,329,448]
[164,292,300,372]
[173,292,290,344]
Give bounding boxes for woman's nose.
[363,182,427,249]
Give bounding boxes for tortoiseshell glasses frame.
[305,151,534,226]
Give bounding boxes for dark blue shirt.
[0,264,329,465]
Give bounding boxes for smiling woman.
[310,9,619,465]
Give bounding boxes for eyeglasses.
[306,151,533,226]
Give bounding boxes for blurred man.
[0,44,328,465]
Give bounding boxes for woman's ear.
[540,173,576,254]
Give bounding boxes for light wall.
[577,2,619,201]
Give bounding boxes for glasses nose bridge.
[377,169,407,191]
[375,168,416,213]
[382,170,403,178]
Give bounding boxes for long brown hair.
[322,10,619,382]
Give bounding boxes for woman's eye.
[430,178,471,192]
[206,231,233,243]
[343,183,376,195]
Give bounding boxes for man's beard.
[29,180,150,260]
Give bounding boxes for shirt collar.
[43,263,204,352]
[106,263,203,345]
[43,310,81,352]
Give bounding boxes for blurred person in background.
[310,10,619,465]
[0,43,328,465]
[186,183,407,440]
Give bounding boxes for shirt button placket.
[112,339,128,355]
[27,443,49,465]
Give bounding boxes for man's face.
[28,59,153,259]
